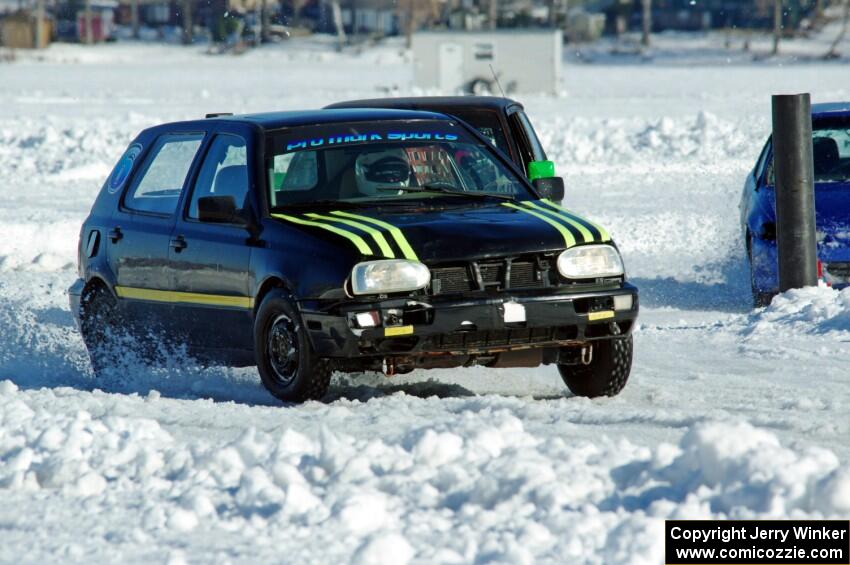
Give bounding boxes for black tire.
[558,335,633,398]
[254,289,331,403]
[753,290,775,308]
[468,78,493,96]
[79,283,121,375]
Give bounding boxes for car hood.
[270,200,612,264]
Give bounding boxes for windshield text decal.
[286,132,459,152]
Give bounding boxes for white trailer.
[411,30,562,95]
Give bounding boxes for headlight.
[557,245,624,279]
[351,260,430,295]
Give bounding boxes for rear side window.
[124,133,204,215]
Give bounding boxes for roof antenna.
[489,64,507,98]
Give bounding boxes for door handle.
[108,227,122,243]
[170,236,187,252]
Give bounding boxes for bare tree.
[641,0,651,47]
[772,0,782,55]
[131,0,139,39]
[259,0,271,43]
[330,0,346,50]
[84,0,93,44]
[815,0,826,24]
[182,0,193,44]
[826,0,850,58]
[34,0,45,47]
[404,0,415,49]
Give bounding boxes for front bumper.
[301,283,639,360]
[68,278,84,327]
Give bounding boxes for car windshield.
[266,119,530,209]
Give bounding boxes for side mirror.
[528,160,556,181]
[198,195,240,223]
[532,176,565,203]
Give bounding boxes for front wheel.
[558,335,633,398]
[254,289,331,403]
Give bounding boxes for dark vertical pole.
[772,93,817,292]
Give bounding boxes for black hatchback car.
[70,108,638,403]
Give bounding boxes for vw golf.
[70,108,639,403]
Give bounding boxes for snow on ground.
[1,35,850,563]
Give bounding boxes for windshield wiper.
[377,183,515,201]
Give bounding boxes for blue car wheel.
[748,234,777,308]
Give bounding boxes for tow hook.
[382,358,396,377]
[581,346,594,366]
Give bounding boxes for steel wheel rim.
[268,314,299,386]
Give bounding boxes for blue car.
[741,102,850,306]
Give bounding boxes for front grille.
[433,326,579,351]
[510,261,543,288]
[431,266,475,294]
[479,263,504,286]
[430,255,552,295]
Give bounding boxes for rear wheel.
[748,235,776,308]
[79,283,121,375]
[557,335,633,398]
[254,289,331,403]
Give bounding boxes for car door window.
[270,151,318,188]
[514,111,547,162]
[124,133,203,215]
[188,134,249,219]
[508,113,535,172]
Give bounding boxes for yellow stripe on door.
[115,286,254,309]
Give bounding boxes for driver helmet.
[355,148,412,196]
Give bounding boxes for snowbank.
[0,381,847,562]
[746,287,850,335]
[540,111,753,169]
